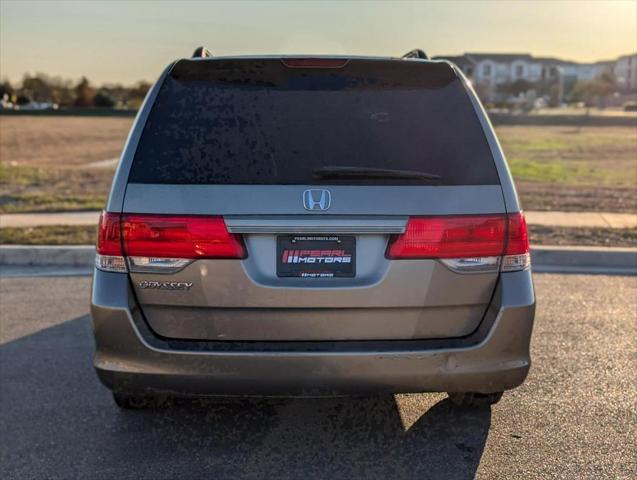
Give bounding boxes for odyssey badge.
[138,281,193,291]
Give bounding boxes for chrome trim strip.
[440,257,501,274]
[225,216,408,234]
[127,257,193,274]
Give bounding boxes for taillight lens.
[505,212,529,255]
[122,214,246,259]
[386,215,507,259]
[501,212,531,272]
[96,211,122,255]
[95,212,246,273]
[386,213,531,273]
[95,211,126,273]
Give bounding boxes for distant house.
[615,54,637,92]
[434,52,625,103]
[465,53,542,85]
[537,58,613,97]
[435,53,547,103]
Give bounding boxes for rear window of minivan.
[128,59,499,186]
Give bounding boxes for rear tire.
[447,391,503,407]
[112,392,171,410]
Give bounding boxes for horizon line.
[4,49,637,86]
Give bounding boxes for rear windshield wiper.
[313,166,441,182]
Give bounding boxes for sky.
[1,0,636,85]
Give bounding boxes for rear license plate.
[277,235,356,278]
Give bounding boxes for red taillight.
[501,212,531,272]
[387,213,531,272]
[96,211,123,255]
[505,212,530,255]
[121,214,246,259]
[95,211,126,272]
[281,58,349,68]
[386,215,507,259]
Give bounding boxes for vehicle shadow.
[1,316,492,480]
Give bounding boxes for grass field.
[500,126,636,187]
[1,116,635,214]
[0,116,131,166]
[0,116,129,213]
[0,225,97,245]
[498,125,636,212]
[0,164,111,213]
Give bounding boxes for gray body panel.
[123,185,504,342]
[122,184,506,216]
[131,253,497,341]
[91,268,535,395]
[141,306,485,341]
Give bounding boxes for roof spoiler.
[192,46,212,58]
[402,49,428,60]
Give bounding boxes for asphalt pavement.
[0,273,635,479]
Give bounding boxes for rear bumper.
[91,269,535,396]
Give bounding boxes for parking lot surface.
[1,273,635,479]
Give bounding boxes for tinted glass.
[129,59,498,185]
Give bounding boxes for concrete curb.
[530,246,637,275]
[0,245,96,268]
[0,245,635,275]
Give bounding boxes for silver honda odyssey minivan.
[91,48,535,409]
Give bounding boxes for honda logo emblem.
[302,189,331,211]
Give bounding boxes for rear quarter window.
[128,59,499,186]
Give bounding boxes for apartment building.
[435,52,632,103]
[615,54,637,91]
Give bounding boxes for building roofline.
[432,52,633,66]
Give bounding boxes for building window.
[482,65,491,76]
[515,65,524,77]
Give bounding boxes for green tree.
[571,70,617,110]
[548,84,561,107]
[16,94,31,105]
[22,74,53,102]
[73,77,94,107]
[0,80,13,99]
[93,90,115,108]
[131,81,151,99]
[501,79,533,96]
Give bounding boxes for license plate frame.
[276,235,356,278]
